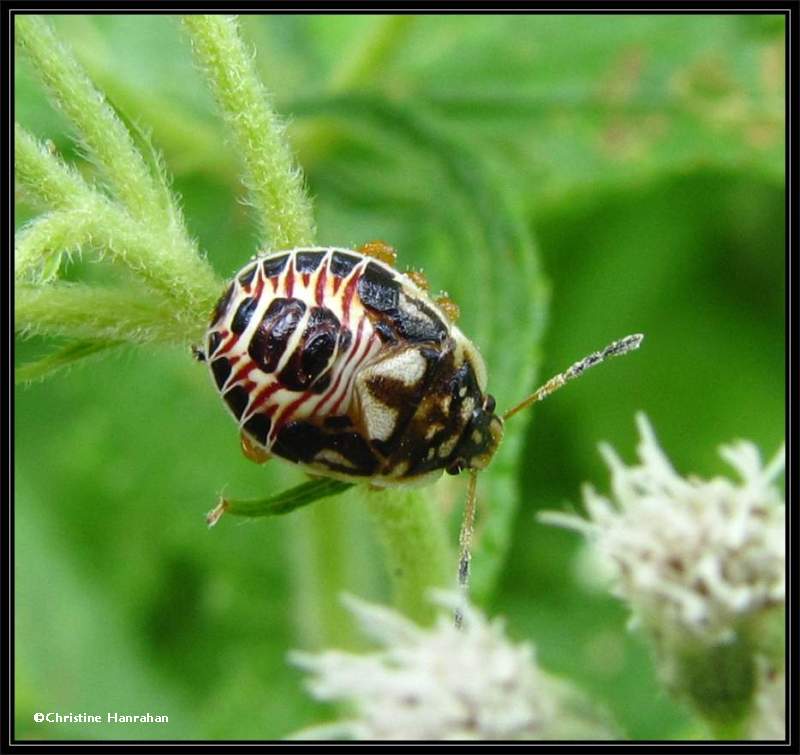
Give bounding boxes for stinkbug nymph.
[201,241,643,618]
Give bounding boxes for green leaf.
[15,339,123,384]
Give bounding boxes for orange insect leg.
[357,240,398,268]
[240,431,272,464]
[406,269,430,291]
[436,295,461,323]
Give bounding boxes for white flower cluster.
[541,413,785,643]
[290,593,554,740]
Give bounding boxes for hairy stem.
[15,114,219,329]
[178,14,450,645]
[285,490,370,650]
[15,15,166,225]
[16,283,186,345]
[15,15,456,647]
[181,15,315,250]
[181,21,459,631]
[366,489,453,625]
[14,20,215,320]
[14,124,90,210]
[15,203,219,335]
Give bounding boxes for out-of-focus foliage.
[15,14,783,740]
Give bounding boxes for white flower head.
[289,592,555,740]
[541,413,785,643]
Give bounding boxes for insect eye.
[446,457,466,476]
[483,394,496,414]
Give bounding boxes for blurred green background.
[15,14,784,740]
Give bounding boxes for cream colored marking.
[425,423,443,440]
[318,312,379,417]
[459,386,467,398]
[375,348,427,387]
[438,434,459,458]
[220,353,245,394]
[426,447,436,461]
[240,380,280,426]
[315,449,356,469]
[391,461,410,477]
[231,251,316,379]
[359,390,399,441]
[472,430,483,445]
[307,256,376,416]
[461,397,476,423]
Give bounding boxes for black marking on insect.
[238,263,258,288]
[248,298,307,374]
[231,296,258,335]
[262,253,290,278]
[201,241,643,623]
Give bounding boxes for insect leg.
[406,269,430,291]
[435,294,460,323]
[357,240,397,267]
[455,470,479,628]
[240,431,272,464]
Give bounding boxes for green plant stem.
[366,489,453,625]
[15,15,166,226]
[15,205,219,334]
[15,339,124,384]
[16,283,187,345]
[15,124,220,329]
[179,15,454,643]
[14,124,89,210]
[285,490,369,650]
[181,15,315,250]
[179,15,454,642]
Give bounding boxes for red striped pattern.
[208,249,382,451]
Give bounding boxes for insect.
[198,241,642,618]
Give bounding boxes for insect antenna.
[455,469,479,628]
[502,333,644,422]
[453,333,643,628]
